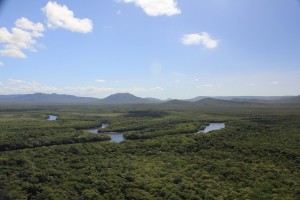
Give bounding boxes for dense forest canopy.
[0,102,299,199]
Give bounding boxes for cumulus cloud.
[42,1,93,33]
[15,17,45,37]
[0,62,3,67]
[181,32,218,49]
[0,18,45,58]
[96,79,106,83]
[120,0,181,16]
[1,2,93,59]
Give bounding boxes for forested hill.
[0,93,98,104]
[0,93,299,105]
[0,93,161,105]
[100,93,158,104]
[186,96,296,102]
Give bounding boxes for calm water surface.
[85,124,125,143]
[47,115,58,121]
[86,123,225,142]
[199,123,225,133]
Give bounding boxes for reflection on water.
[86,123,225,142]
[47,115,58,121]
[102,123,109,128]
[85,124,125,143]
[199,123,225,133]
[104,132,124,143]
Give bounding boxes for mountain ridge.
[0,93,97,104]
[101,93,155,104]
[0,93,299,105]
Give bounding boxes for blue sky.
[0,0,299,99]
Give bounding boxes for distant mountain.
[221,96,294,101]
[101,93,154,104]
[163,99,192,105]
[0,93,160,105]
[165,98,174,101]
[195,98,248,106]
[0,94,23,102]
[160,99,194,109]
[0,93,98,104]
[186,96,207,102]
[186,96,293,102]
[194,96,300,106]
[0,93,298,105]
[144,97,163,103]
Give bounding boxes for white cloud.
[0,27,12,43]
[249,83,256,86]
[8,79,27,84]
[150,86,164,91]
[0,18,45,58]
[1,2,92,59]
[121,0,181,16]
[96,79,106,83]
[272,81,279,85]
[194,78,199,82]
[0,48,27,58]
[15,17,45,37]
[181,32,218,49]
[0,62,3,67]
[42,1,93,33]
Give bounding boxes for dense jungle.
[0,101,299,199]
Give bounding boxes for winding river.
[85,122,225,143]
[46,113,225,143]
[85,124,125,143]
[46,115,224,142]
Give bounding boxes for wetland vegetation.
[0,101,299,199]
